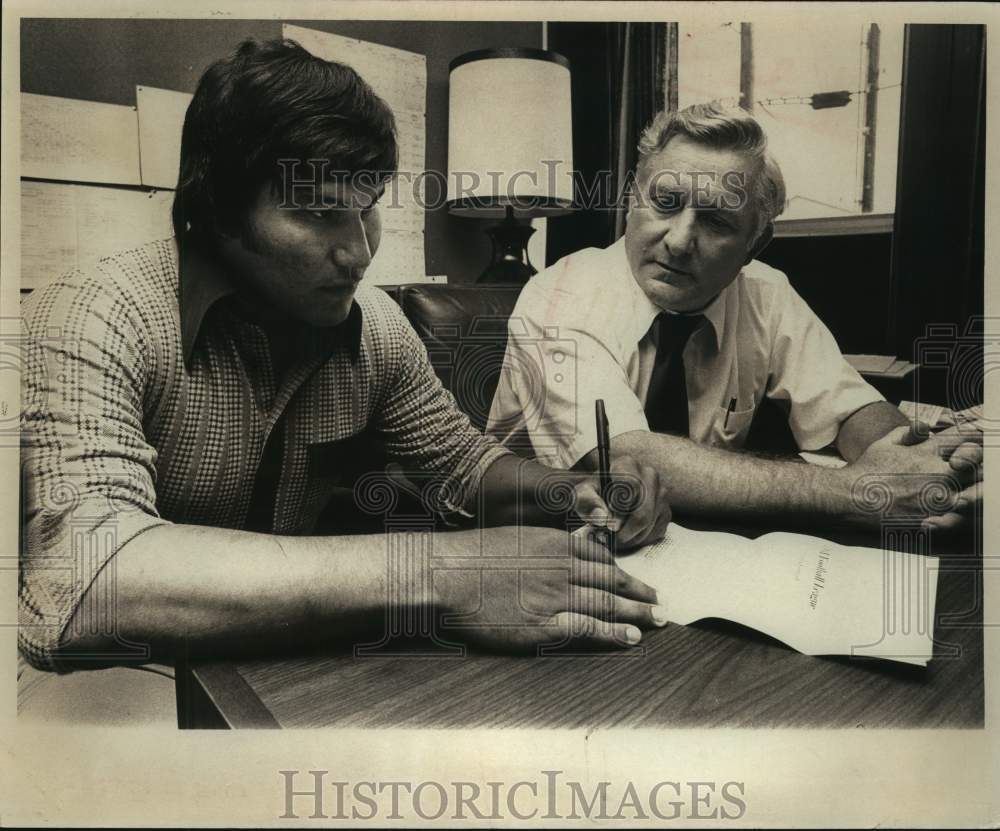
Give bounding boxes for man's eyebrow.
[650,180,686,192]
[694,202,729,213]
[309,190,347,207]
[313,191,374,209]
[648,185,687,202]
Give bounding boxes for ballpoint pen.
[724,396,737,429]
[595,399,616,552]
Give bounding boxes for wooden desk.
[176,523,984,730]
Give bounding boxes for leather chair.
[394,284,524,433]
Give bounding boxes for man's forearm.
[581,430,852,521]
[59,518,662,663]
[61,522,443,662]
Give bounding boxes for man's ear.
[745,222,774,264]
[624,163,644,219]
[623,177,639,220]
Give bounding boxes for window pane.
[678,22,902,220]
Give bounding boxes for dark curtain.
[889,24,985,407]
[546,22,668,263]
[609,23,667,240]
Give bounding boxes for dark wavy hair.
[171,38,398,242]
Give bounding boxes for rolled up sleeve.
[20,277,168,671]
[767,285,885,451]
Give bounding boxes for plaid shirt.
[20,238,507,670]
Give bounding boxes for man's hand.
[913,422,984,471]
[572,454,671,549]
[436,526,668,652]
[907,422,982,531]
[841,421,982,530]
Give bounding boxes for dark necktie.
[644,312,704,436]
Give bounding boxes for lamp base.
[478,207,537,284]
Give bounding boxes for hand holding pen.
[570,399,672,552]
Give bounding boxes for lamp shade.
[447,48,574,218]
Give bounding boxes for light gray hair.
[637,102,786,246]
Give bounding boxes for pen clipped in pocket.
[716,395,757,446]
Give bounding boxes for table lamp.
[447,48,575,283]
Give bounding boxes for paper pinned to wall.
[20,182,78,287]
[22,93,142,186]
[362,229,426,286]
[283,24,427,280]
[136,85,192,189]
[75,186,174,266]
[284,24,427,114]
[21,181,173,290]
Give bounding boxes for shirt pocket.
[711,401,757,448]
[302,430,388,533]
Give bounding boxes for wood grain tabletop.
[185,527,983,729]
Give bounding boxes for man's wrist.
[768,462,859,524]
[426,529,485,613]
[824,466,880,526]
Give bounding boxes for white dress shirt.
[487,237,884,468]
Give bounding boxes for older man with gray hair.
[488,102,981,530]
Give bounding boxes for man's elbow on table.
[835,400,909,463]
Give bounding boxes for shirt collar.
[696,290,727,350]
[324,299,364,363]
[177,236,364,368]
[613,236,731,350]
[178,236,237,367]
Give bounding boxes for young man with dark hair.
[19,39,672,714]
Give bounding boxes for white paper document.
[898,399,947,427]
[844,353,897,373]
[616,523,939,666]
[797,448,848,468]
